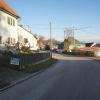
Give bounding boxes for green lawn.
[24,58,58,73]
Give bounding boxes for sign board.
[10,57,20,65]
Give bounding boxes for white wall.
[18,26,38,50]
[0,11,18,44]
[94,51,100,57]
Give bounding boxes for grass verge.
[24,58,57,73]
[0,80,10,89]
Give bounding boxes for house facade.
[0,0,38,51]
[18,25,38,50]
[0,0,19,50]
[0,10,18,44]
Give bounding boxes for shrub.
[20,46,32,54]
[85,51,94,57]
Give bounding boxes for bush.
[20,46,32,54]
[3,50,13,56]
[85,51,94,57]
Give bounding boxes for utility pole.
[50,22,52,58]
[72,26,76,47]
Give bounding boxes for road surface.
[0,53,100,100]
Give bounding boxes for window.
[24,38,28,43]
[6,38,16,45]
[0,36,2,44]
[0,15,1,22]
[13,38,15,44]
[7,37,10,44]
[7,17,15,26]
[13,19,15,26]
[11,18,13,25]
[11,38,15,44]
[8,17,10,25]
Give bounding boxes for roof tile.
[0,0,20,18]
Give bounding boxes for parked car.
[56,49,63,53]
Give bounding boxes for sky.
[6,0,100,43]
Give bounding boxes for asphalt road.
[0,53,100,100]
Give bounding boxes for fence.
[0,52,51,70]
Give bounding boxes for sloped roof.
[18,25,38,40]
[0,0,20,18]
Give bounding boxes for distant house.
[58,42,64,49]
[0,0,38,51]
[38,40,49,50]
[64,37,85,52]
[76,42,100,57]
[86,43,100,47]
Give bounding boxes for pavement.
[89,57,100,61]
[0,53,100,100]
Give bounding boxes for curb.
[88,57,100,62]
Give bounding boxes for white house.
[0,0,38,51]
[18,25,38,50]
[0,0,19,50]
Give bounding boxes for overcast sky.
[6,0,100,43]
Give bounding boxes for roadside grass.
[0,80,10,89]
[24,58,58,73]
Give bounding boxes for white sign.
[10,57,20,65]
